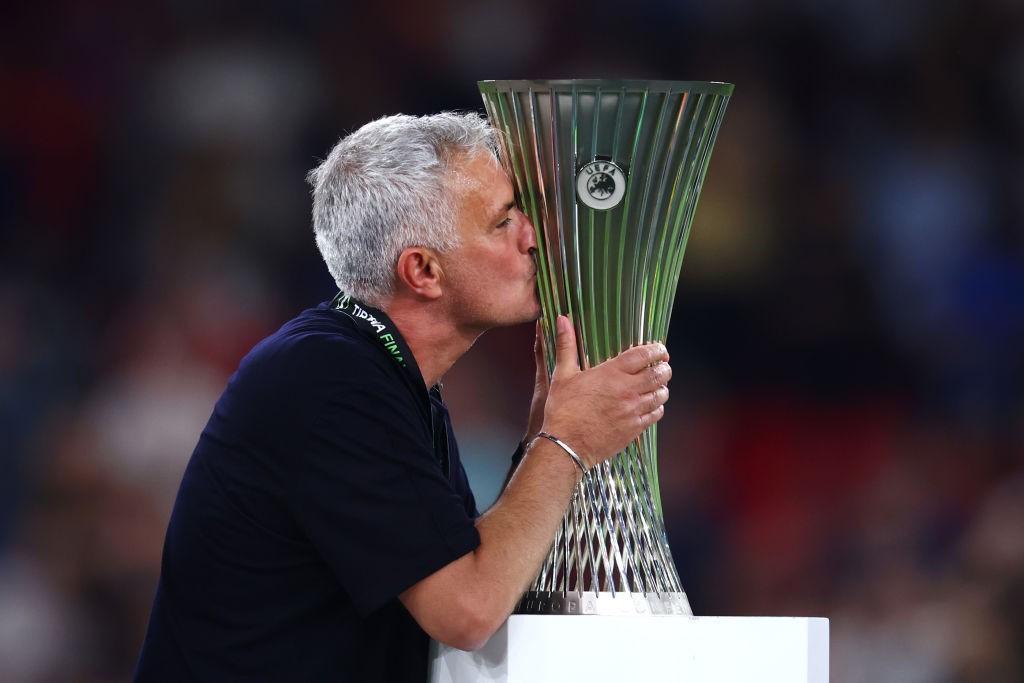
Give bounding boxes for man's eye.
[497,217,513,228]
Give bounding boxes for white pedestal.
[430,615,829,682]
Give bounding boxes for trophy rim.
[478,78,734,96]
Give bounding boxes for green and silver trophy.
[479,79,733,616]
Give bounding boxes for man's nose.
[516,209,537,253]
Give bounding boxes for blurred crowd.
[2,0,1022,681]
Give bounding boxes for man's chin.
[526,299,543,323]
[503,304,543,328]
[484,292,542,328]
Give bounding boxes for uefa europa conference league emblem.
[480,80,732,616]
[576,159,626,211]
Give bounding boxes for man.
[135,112,671,681]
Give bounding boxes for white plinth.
[430,615,829,682]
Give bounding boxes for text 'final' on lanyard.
[330,291,451,476]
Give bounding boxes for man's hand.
[399,315,671,651]
[540,315,671,468]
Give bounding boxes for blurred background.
[2,0,1022,680]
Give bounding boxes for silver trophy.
[479,79,733,616]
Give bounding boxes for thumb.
[551,315,580,380]
[534,321,547,376]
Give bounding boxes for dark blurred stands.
[1,1,1021,680]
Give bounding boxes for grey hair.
[307,111,499,306]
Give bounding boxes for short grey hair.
[307,112,499,306]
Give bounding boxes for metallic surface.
[516,590,693,616]
[480,79,732,614]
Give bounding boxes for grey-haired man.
[135,112,671,682]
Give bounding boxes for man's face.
[440,151,540,331]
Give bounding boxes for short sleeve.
[285,368,480,616]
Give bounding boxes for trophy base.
[515,590,692,616]
[430,615,830,683]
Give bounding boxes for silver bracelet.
[531,432,588,475]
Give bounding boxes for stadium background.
[1,1,1022,680]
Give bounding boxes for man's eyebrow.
[489,199,516,222]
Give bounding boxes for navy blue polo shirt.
[135,298,481,682]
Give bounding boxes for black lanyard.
[330,291,450,477]
[330,291,413,370]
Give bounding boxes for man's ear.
[395,246,444,300]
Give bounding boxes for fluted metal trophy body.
[479,79,732,616]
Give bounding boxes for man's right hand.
[540,315,671,468]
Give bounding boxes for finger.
[615,343,669,374]
[637,404,666,430]
[534,320,550,387]
[638,385,669,414]
[631,361,672,393]
[551,315,580,380]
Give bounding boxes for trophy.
[479,79,733,617]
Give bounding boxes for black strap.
[330,291,412,368]
[330,291,450,477]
